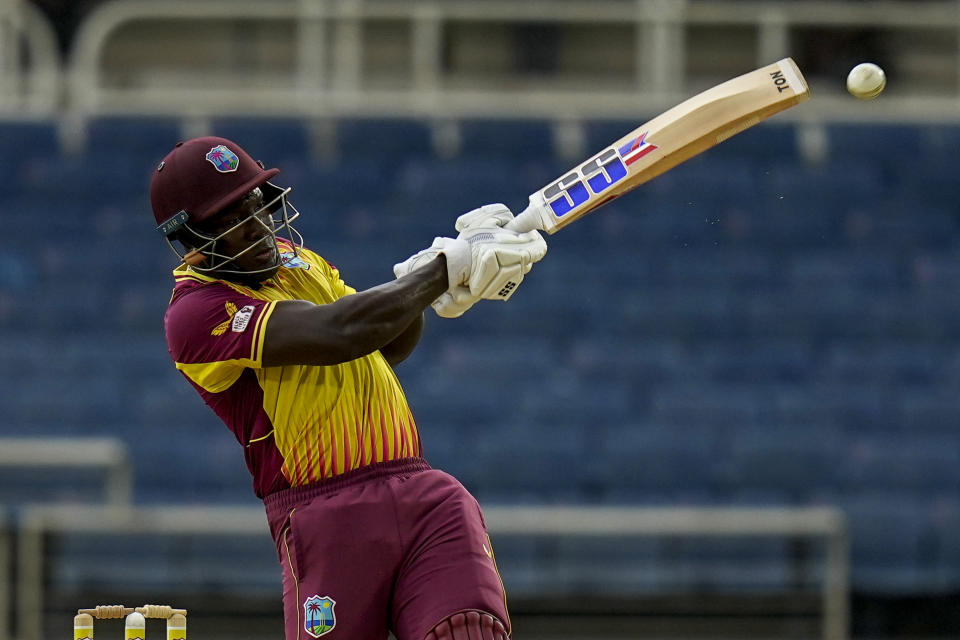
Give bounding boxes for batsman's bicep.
[261,300,324,365]
[165,288,276,381]
[261,300,365,366]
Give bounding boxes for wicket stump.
[74,604,187,639]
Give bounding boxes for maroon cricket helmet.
[150,136,280,231]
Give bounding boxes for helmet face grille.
[163,185,303,277]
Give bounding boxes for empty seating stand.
[0,118,958,594]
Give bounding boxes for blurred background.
[0,0,959,638]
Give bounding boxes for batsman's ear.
[261,181,285,214]
[172,228,199,251]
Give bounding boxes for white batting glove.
[458,224,547,300]
[431,286,478,318]
[431,203,518,317]
[456,201,544,276]
[393,200,548,317]
[392,237,489,318]
[455,203,515,232]
[393,236,471,287]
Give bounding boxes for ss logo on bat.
[543,148,628,217]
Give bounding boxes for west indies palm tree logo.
[205,144,240,173]
[303,595,336,637]
[280,247,310,270]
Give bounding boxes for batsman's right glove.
[393,204,547,317]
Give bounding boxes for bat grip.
[505,203,545,233]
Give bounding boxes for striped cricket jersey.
[164,239,421,497]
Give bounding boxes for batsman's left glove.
[456,204,547,301]
[393,203,547,318]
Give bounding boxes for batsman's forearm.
[262,257,447,367]
[379,313,424,367]
[335,258,446,356]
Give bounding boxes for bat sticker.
[542,134,654,217]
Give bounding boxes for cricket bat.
[506,58,810,234]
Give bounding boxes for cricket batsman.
[150,137,546,640]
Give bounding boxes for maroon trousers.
[264,458,511,640]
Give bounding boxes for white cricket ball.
[847,62,886,99]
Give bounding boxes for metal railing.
[0,437,135,640]
[484,505,849,640]
[0,437,133,507]
[60,0,960,122]
[0,0,61,114]
[14,503,848,640]
[2,0,959,121]
[0,510,8,640]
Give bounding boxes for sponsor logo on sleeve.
[231,305,255,333]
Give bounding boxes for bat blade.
[506,58,809,234]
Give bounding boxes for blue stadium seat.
[582,426,720,500]
[726,429,843,497]
[899,391,960,434]
[697,340,814,384]
[648,383,763,430]
[935,504,960,586]
[826,124,924,162]
[394,157,533,215]
[336,118,434,160]
[704,123,800,161]
[5,118,960,594]
[788,250,903,290]
[838,433,960,493]
[583,121,799,166]
[85,116,181,157]
[0,121,58,157]
[52,530,277,593]
[823,343,948,388]
[640,155,759,202]
[457,119,554,161]
[898,159,959,212]
[838,495,938,591]
[459,420,590,503]
[30,134,174,202]
[297,159,397,210]
[209,117,311,169]
[917,124,960,157]
[582,119,639,156]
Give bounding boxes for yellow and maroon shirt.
[164,239,421,498]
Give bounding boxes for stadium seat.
[336,118,434,161]
[85,116,182,158]
[209,117,312,172]
[457,118,555,161]
[3,119,960,594]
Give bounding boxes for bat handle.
[505,200,550,233]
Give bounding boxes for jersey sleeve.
[329,263,356,299]
[301,247,357,299]
[165,284,278,393]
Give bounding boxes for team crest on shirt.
[205,144,239,172]
[303,595,336,637]
[211,301,238,336]
[280,248,310,270]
